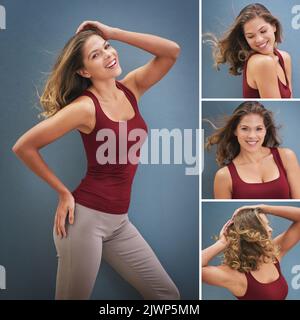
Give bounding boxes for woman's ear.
[77,68,91,78]
[272,23,277,33]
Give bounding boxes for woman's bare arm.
[264,205,300,259]
[76,21,181,100]
[12,100,92,193]
[214,167,232,199]
[12,98,94,237]
[248,55,281,98]
[278,148,300,199]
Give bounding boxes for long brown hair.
[205,101,281,166]
[223,207,278,273]
[39,28,102,118]
[205,3,283,75]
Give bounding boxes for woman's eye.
[92,53,99,59]
[261,30,267,33]
[105,43,111,49]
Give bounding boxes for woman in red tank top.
[202,205,300,300]
[205,3,292,98]
[206,101,300,199]
[12,21,181,299]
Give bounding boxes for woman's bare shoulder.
[72,94,94,107]
[215,166,231,179]
[215,166,232,188]
[247,53,275,70]
[277,147,297,165]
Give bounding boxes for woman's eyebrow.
[239,124,264,127]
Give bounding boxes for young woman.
[206,101,300,199]
[12,21,181,300]
[202,204,300,300]
[207,3,292,98]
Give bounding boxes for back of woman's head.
[207,3,282,75]
[40,28,102,118]
[223,207,277,272]
[205,101,280,166]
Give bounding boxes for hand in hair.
[222,204,267,236]
[219,220,232,246]
[232,204,266,220]
[76,20,115,40]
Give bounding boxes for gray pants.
[53,203,180,300]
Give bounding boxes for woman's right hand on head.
[54,191,75,238]
[75,20,115,39]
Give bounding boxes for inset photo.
[202,100,300,199]
[202,1,300,98]
[202,202,300,300]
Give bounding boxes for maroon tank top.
[72,81,148,214]
[236,259,288,300]
[243,48,291,98]
[227,148,291,199]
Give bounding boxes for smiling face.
[243,17,276,54]
[79,34,122,81]
[235,113,267,152]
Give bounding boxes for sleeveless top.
[72,81,148,214]
[235,259,288,300]
[243,48,291,98]
[227,148,291,199]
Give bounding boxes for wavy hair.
[205,3,283,75]
[205,101,281,166]
[39,28,103,118]
[223,207,278,273]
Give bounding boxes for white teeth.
[246,141,258,145]
[106,59,116,68]
[258,42,267,48]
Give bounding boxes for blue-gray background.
[0,0,198,299]
[202,0,300,97]
[202,202,300,300]
[202,101,300,199]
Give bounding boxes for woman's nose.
[247,130,257,138]
[103,50,112,60]
[255,35,264,44]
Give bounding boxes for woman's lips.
[105,58,117,69]
[256,41,268,50]
[246,140,259,146]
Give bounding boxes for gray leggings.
[53,203,180,300]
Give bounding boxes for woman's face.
[259,213,273,238]
[234,113,267,152]
[243,17,276,54]
[80,34,122,81]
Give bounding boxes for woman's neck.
[237,146,270,164]
[89,78,119,101]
